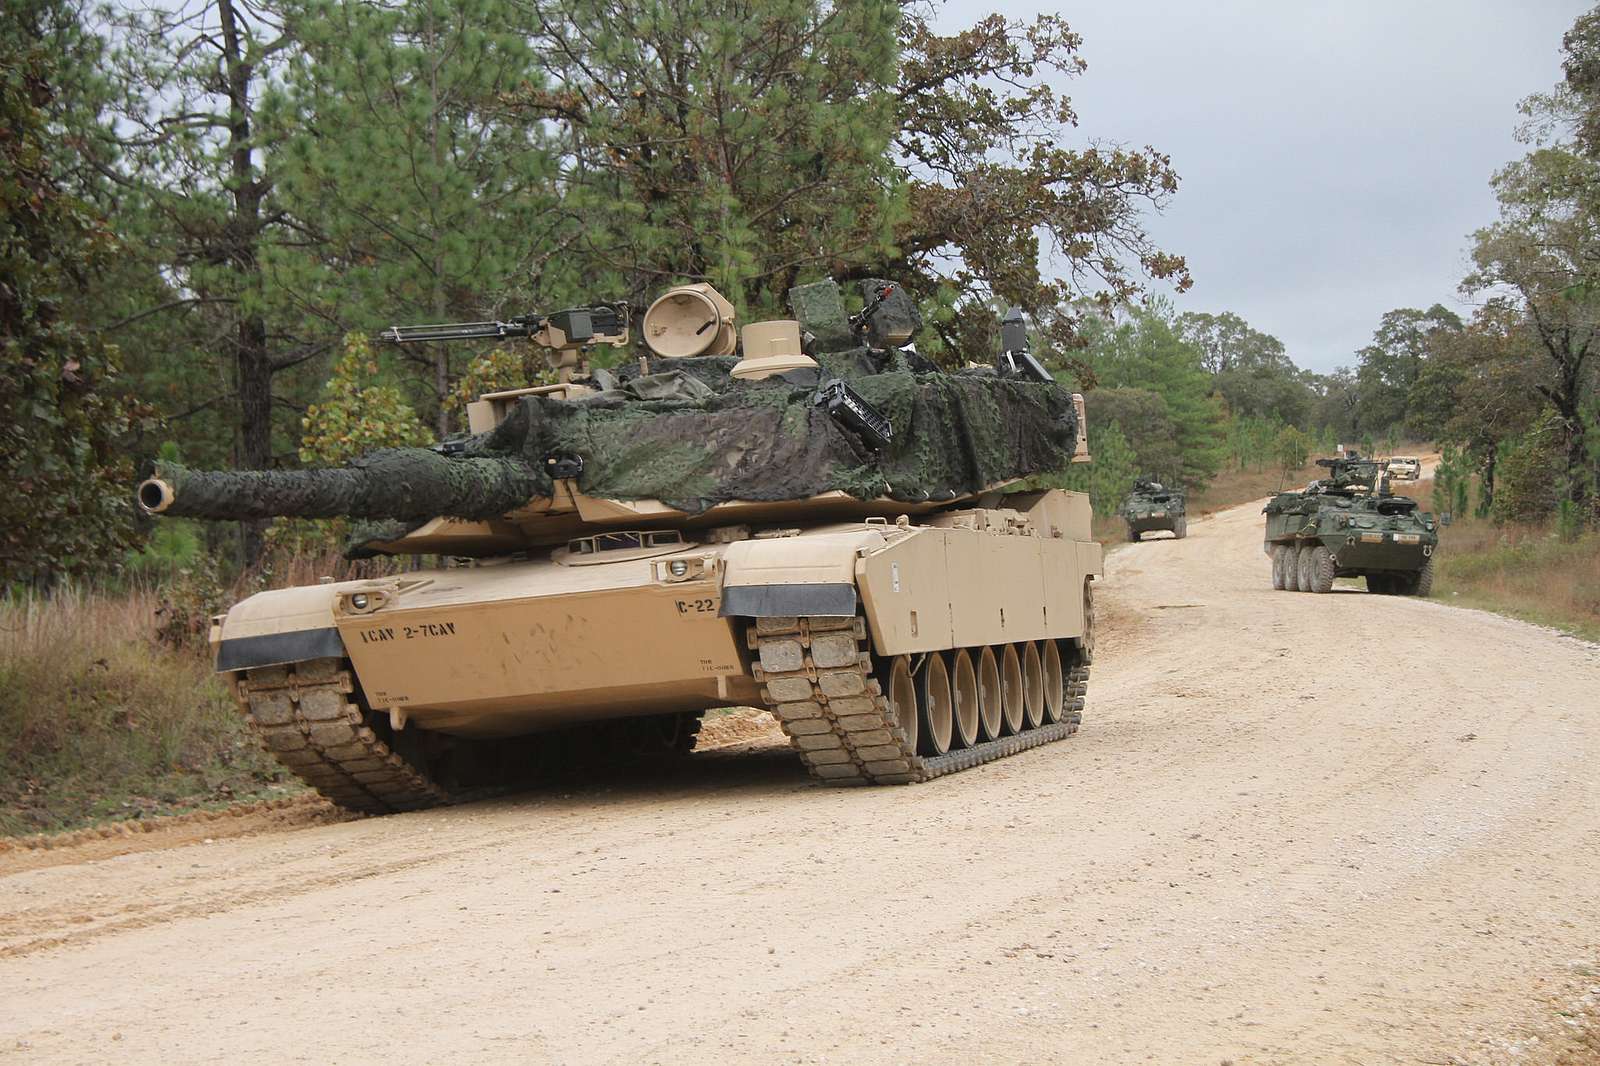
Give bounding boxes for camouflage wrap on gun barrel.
[142,450,545,521]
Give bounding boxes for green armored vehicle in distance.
[1120,478,1187,541]
[1263,454,1438,595]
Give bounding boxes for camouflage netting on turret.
[141,275,1084,548]
[145,365,1078,527]
[469,361,1078,512]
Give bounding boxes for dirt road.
[3,496,1598,1065]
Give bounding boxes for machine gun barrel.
[379,320,533,344]
[378,304,629,350]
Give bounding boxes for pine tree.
[103,0,306,565]
[1078,301,1226,491]
[0,0,148,583]
[266,333,432,557]
[510,0,904,319]
[267,0,559,434]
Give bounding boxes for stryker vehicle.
[1120,478,1187,541]
[1262,454,1438,596]
[137,281,1102,814]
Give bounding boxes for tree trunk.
[1479,443,1497,517]
[218,0,270,565]
[1564,416,1590,507]
[236,318,272,562]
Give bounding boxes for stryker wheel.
[1021,642,1046,729]
[1041,639,1065,724]
[1413,556,1435,597]
[949,649,980,749]
[1296,545,1316,592]
[916,652,954,756]
[999,644,1026,735]
[1284,545,1302,592]
[1271,545,1288,590]
[976,646,1004,740]
[1306,546,1336,594]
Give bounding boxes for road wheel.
[949,649,980,749]
[1041,639,1066,724]
[1130,530,1141,543]
[1306,545,1336,594]
[1021,641,1046,729]
[915,652,954,756]
[976,646,1004,740]
[1175,517,1188,539]
[876,655,918,754]
[1271,545,1288,590]
[1283,545,1301,591]
[1413,556,1436,597]
[999,644,1026,735]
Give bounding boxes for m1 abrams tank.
[1119,478,1186,541]
[137,281,1102,814]
[1263,454,1439,596]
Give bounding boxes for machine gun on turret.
[379,303,630,382]
[1311,454,1387,496]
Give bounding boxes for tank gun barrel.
[136,451,544,522]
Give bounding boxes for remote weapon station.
[138,281,1102,814]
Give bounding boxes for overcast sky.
[940,1,1592,373]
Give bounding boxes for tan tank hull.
[219,489,1101,813]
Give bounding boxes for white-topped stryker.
[145,283,1102,814]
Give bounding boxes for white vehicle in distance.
[1386,457,1422,480]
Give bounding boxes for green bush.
[1492,417,1565,524]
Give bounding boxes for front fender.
[213,583,356,672]
[718,527,889,618]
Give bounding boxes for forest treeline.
[2,0,1597,585]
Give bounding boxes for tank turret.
[138,281,1088,553]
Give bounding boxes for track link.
[749,617,1089,785]
[235,658,449,815]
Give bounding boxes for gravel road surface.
[2,493,1597,1065]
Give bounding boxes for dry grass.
[1188,462,1322,516]
[0,586,297,836]
[1431,515,1600,642]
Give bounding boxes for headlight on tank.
[655,557,710,583]
[339,589,389,614]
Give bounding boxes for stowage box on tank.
[139,281,1103,814]
[1262,454,1439,596]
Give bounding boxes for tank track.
[234,658,450,815]
[748,616,1089,785]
